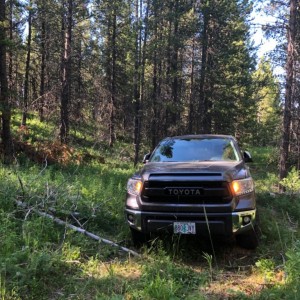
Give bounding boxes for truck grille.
[141,173,232,204]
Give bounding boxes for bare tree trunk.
[105,3,117,148]
[134,0,149,165]
[151,4,159,150]
[0,0,13,164]
[188,37,196,133]
[279,0,296,182]
[170,0,179,129]
[199,8,209,133]
[133,0,141,165]
[39,0,46,122]
[60,0,73,143]
[74,40,83,121]
[22,5,33,126]
[8,0,13,102]
[109,9,117,147]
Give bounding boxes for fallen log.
[15,200,141,257]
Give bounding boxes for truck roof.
[163,134,236,140]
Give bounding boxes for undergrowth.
[0,115,299,299]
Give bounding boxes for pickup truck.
[125,134,258,249]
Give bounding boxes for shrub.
[280,167,300,195]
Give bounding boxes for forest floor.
[0,116,298,299]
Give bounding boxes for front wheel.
[130,228,150,247]
[236,226,259,249]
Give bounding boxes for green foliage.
[0,145,136,298]
[257,242,300,300]
[285,241,300,285]
[251,58,281,146]
[202,252,213,282]
[129,246,207,299]
[246,146,279,194]
[143,274,180,299]
[265,243,300,299]
[0,0,297,296]
[280,167,300,194]
[2,115,300,298]
[255,258,275,283]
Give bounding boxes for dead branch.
[15,200,141,258]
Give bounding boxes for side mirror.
[142,153,151,164]
[243,151,253,163]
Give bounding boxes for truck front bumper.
[125,208,256,236]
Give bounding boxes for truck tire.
[130,228,149,247]
[236,226,259,249]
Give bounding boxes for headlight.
[127,178,143,195]
[231,178,254,196]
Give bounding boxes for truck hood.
[135,161,250,182]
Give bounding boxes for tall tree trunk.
[22,5,33,126]
[170,0,179,130]
[75,40,83,120]
[279,0,296,181]
[188,37,196,133]
[39,0,46,122]
[199,8,209,133]
[0,0,13,163]
[133,0,141,165]
[108,8,117,147]
[8,0,13,102]
[151,3,159,150]
[60,0,73,143]
[134,0,149,164]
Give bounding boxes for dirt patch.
[201,271,266,299]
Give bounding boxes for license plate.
[174,222,196,234]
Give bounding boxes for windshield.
[149,138,241,162]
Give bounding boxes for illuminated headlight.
[127,178,143,195]
[231,178,254,196]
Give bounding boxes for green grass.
[1,114,300,298]
[247,147,300,299]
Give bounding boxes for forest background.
[1,0,300,299]
[1,0,297,169]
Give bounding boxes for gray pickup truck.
[125,134,258,249]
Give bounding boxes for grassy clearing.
[0,115,300,299]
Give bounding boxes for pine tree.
[0,0,13,163]
[252,58,281,145]
[196,0,256,137]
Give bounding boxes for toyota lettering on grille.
[165,187,203,196]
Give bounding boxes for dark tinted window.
[150,138,241,162]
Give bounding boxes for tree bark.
[134,0,149,165]
[8,0,13,102]
[39,0,46,122]
[188,37,196,133]
[170,0,180,129]
[151,2,159,150]
[279,0,296,182]
[74,40,83,121]
[22,5,33,126]
[109,8,117,147]
[199,8,209,133]
[133,0,141,165]
[0,0,13,163]
[60,0,73,143]
[105,3,117,148]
